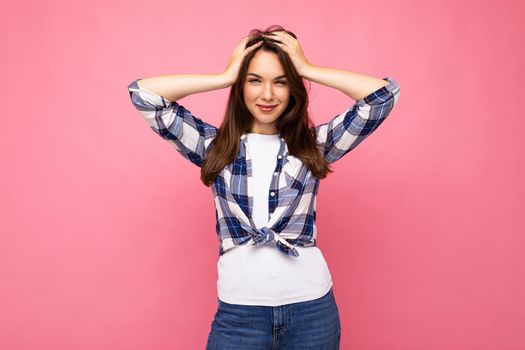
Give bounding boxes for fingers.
[268,30,298,45]
[243,33,261,43]
[247,40,263,51]
[237,31,294,53]
[264,33,286,47]
[239,35,261,50]
[236,37,254,54]
[263,31,290,46]
[264,30,289,40]
[237,35,253,48]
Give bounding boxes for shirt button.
[277,155,282,159]
[273,172,278,176]
[270,191,275,196]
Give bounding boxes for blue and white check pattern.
[127,77,400,258]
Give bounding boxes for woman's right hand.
[222,35,263,86]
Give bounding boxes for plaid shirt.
[127,77,400,258]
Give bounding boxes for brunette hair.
[201,25,333,186]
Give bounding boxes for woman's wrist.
[219,71,236,88]
[298,62,315,78]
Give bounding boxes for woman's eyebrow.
[247,73,287,79]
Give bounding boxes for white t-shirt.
[216,132,333,306]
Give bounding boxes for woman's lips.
[257,104,277,112]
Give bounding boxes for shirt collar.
[241,132,284,142]
[240,132,289,159]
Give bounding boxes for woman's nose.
[262,83,274,99]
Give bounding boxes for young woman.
[127,25,400,350]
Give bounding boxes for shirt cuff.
[355,77,400,107]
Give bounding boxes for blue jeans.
[206,287,341,349]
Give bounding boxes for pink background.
[2,0,524,349]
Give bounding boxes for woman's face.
[243,50,290,134]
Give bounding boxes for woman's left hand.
[263,31,311,77]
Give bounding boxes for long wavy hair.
[201,25,333,186]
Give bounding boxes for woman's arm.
[301,64,389,101]
[135,33,263,103]
[258,31,400,164]
[311,74,401,164]
[127,74,227,168]
[128,36,262,167]
[136,73,233,102]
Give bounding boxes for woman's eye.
[248,79,287,85]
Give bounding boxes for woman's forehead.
[247,52,285,78]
